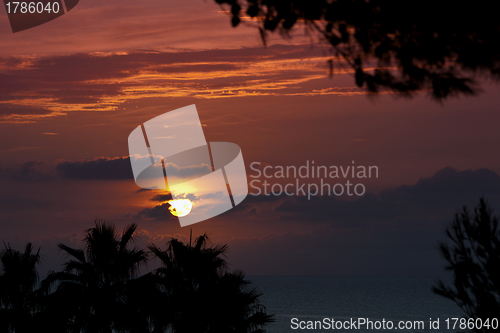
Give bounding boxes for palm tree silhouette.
[0,243,41,333]
[41,220,148,333]
[148,233,274,333]
[2,223,274,332]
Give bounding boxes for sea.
[248,276,464,333]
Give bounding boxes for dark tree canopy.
[215,0,500,100]
[41,221,149,333]
[147,234,274,333]
[0,243,41,333]
[433,199,500,330]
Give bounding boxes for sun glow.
[167,199,193,217]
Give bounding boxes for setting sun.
[167,199,193,217]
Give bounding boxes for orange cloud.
[0,45,369,123]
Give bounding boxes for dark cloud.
[138,189,230,221]
[0,104,52,116]
[154,63,241,74]
[273,193,399,225]
[139,192,202,220]
[55,157,134,180]
[230,167,500,226]
[135,188,152,193]
[9,156,214,182]
[218,167,500,276]
[151,193,173,202]
[134,167,500,228]
[380,167,500,202]
[135,202,175,221]
[11,161,56,181]
[55,96,101,105]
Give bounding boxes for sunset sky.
[1,0,500,277]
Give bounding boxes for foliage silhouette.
[2,222,275,333]
[41,220,148,333]
[214,0,500,100]
[147,233,274,333]
[433,198,500,331]
[0,243,41,333]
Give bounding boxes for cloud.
[151,194,172,202]
[137,191,204,220]
[8,156,212,182]
[131,166,500,228]
[164,162,212,179]
[0,103,52,116]
[380,167,500,201]
[212,167,500,275]
[4,163,500,276]
[11,161,56,181]
[135,202,175,220]
[228,167,500,227]
[0,44,359,123]
[135,188,153,193]
[55,157,134,180]
[3,157,133,181]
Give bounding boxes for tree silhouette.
[0,243,41,333]
[214,0,500,100]
[41,221,148,333]
[148,233,274,333]
[0,224,274,332]
[433,198,500,331]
